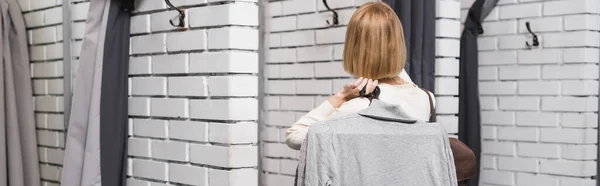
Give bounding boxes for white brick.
[267,48,296,63]
[135,0,166,12]
[131,34,166,54]
[478,67,497,80]
[497,126,537,142]
[542,64,599,80]
[479,51,517,65]
[437,0,461,19]
[481,170,515,185]
[297,46,332,62]
[169,0,206,6]
[436,19,460,38]
[209,122,258,144]
[480,81,517,95]
[190,52,258,73]
[266,80,295,94]
[264,111,296,127]
[500,3,541,19]
[518,81,560,96]
[34,96,59,112]
[482,111,515,126]
[480,96,497,110]
[150,98,188,118]
[266,65,280,78]
[151,141,187,161]
[518,17,562,33]
[481,155,496,169]
[482,20,517,36]
[482,141,515,156]
[133,119,167,138]
[128,97,150,116]
[333,44,344,60]
[498,97,539,111]
[269,16,296,32]
[435,38,460,57]
[129,57,151,75]
[33,62,61,78]
[543,31,600,48]
[497,157,538,173]
[498,35,528,50]
[46,148,63,165]
[436,58,460,76]
[543,0,600,16]
[132,159,167,180]
[314,62,348,78]
[279,64,314,78]
[29,46,45,61]
[282,0,316,15]
[499,65,540,80]
[268,33,281,47]
[209,169,258,186]
[435,97,459,114]
[190,145,257,168]
[46,43,62,60]
[517,49,562,64]
[435,78,458,95]
[170,120,207,142]
[562,144,596,160]
[264,143,295,158]
[208,27,258,50]
[265,174,294,186]
[32,80,46,94]
[167,30,206,52]
[562,80,598,96]
[37,130,59,147]
[23,11,43,27]
[150,10,184,32]
[481,126,496,140]
[169,164,207,185]
[539,160,595,177]
[316,27,346,44]
[262,158,280,173]
[71,2,89,21]
[269,2,282,16]
[132,77,166,96]
[517,142,559,158]
[127,138,150,157]
[560,177,596,186]
[516,173,558,186]
[47,79,62,94]
[516,112,558,127]
[130,15,150,34]
[565,14,600,31]
[295,80,332,95]
[264,96,280,110]
[168,76,206,97]
[208,76,258,97]
[297,13,328,29]
[542,97,597,112]
[190,99,258,120]
[280,96,314,111]
[477,37,497,51]
[281,30,314,47]
[561,113,598,128]
[152,54,188,74]
[72,22,86,39]
[564,48,599,63]
[541,128,597,144]
[40,164,60,181]
[190,3,258,27]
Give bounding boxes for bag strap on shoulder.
[420,88,436,122]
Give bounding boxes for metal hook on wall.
[322,0,339,26]
[525,22,539,48]
[165,0,185,28]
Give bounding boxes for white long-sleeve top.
[285,82,435,150]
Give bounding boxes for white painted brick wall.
[18,0,89,185]
[463,0,599,185]
[262,0,462,185]
[128,0,259,185]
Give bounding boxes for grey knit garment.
[300,99,457,186]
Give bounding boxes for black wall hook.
[322,0,339,26]
[165,0,185,28]
[525,22,539,48]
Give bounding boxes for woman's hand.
[328,77,379,108]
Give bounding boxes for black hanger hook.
[525,22,539,48]
[322,0,339,26]
[165,0,185,28]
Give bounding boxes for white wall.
[127,0,260,186]
[461,0,599,185]
[19,0,89,185]
[261,0,462,185]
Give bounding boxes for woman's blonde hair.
[343,2,406,80]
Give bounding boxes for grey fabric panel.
[61,0,111,185]
[0,0,42,185]
[100,0,132,185]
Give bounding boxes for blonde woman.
[286,2,435,150]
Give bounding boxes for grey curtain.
[0,0,42,186]
[384,0,436,92]
[61,0,111,185]
[458,0,498,186]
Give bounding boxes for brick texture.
[465,0,599,185]
[262,0,462,185]
[128,1,259,186]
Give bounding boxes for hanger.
[525,22,539,48]
[165,0,185,28]
[322,0,339,26]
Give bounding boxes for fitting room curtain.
[383,0,436,92]
[0,0,41,185]
[61,0,132,185]
[458,0,498,185]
